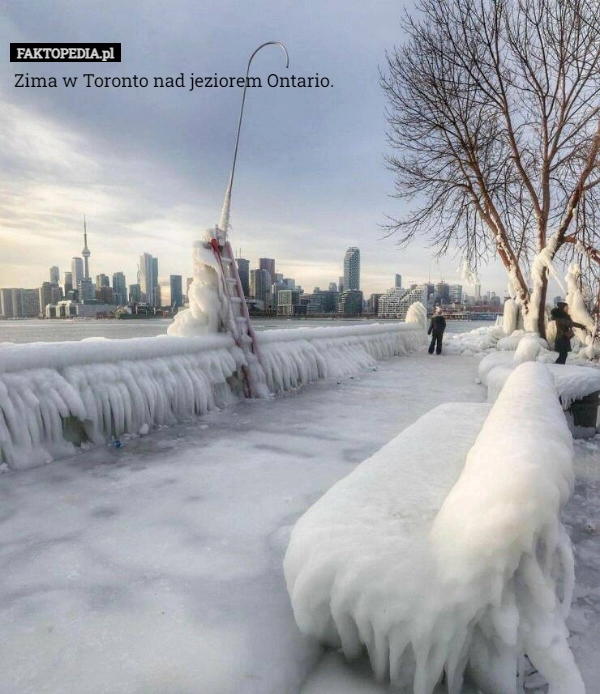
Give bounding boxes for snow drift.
[285,362,584,693]
[0,323,423,469]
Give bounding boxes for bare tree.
[382,0,600,335]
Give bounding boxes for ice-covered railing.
[257,323,425,392]
[285,362,584,693]
[0,335,243,470]
[0,322,424,470]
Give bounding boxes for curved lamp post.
[217,41,290,242]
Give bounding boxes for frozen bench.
[284,362,584,694]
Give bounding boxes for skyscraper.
[82,216,91,279]
[139,253,158,306]
[343,247,360,291]
[250,269,271,307]
[157,275,183,308]
[259,258,275,279]
[112,272,127,305]
[236,258,250,297]
[50,266,60,284]
[170,275,183,308]
[64,271,73,295]
[395,274,402,289]
[71,258,83,293]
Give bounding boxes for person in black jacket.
[428,306,446,355]
[550,302,586,364]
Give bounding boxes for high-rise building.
[395,274,402,289]
[12,289,41,318]
[139,253,158,306]
[449,284,463,303]
[435,282,450,303]
[0,288,14,318]
[112,272,127,305]
[338,289,363,316]
[250,269,271,307]
[95,274,110,289]
[378,285,427,319]
[343,247,360,291]
[50,266,60,284]
[71,257,83,293]
[79,278,95,302]
[276,289,301,316]
[157,275,183,308]
[236,258,250,297]
[64,271,73,295]
[39,282,54,313]
[129,284,141,303]
[95,286,114,304]
[170,275,183,308]
[151,258,158,303]
[259,258,275,279]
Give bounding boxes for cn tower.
[82,215,91,279]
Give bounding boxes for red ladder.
[208,234,261,397]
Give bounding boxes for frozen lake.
[0,318,495,344]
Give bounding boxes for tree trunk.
[537,273,548,339]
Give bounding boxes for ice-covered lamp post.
[169,42,290,339]
[215,41,290,245]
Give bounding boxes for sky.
[0,0,512,298]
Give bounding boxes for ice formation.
[443,326,504,355]
[565,264,600,361]
[512,333,548,364]
[405,300,428,330]
[285,363,584,693]
[0,335,241,469]
[168,241,224,336]
[0,323,423,469]
[502,298,519,334]
[258,323,424,393]
[479,351,600,411]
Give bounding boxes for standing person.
[550,302,586,365]
[428,306,446,355]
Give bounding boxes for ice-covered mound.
[285,363,584,693]
[443,325,504,355]
[405,301,428,330]
[168,242,224,336]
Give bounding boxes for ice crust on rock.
[285,363,584,694]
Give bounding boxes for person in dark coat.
[428,306,446,355]
[550,302,586,364]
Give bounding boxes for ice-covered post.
[216,41,290,244]
[168,42,290,339]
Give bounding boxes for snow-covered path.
[0,352,598,693]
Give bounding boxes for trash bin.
[569,390,600,429]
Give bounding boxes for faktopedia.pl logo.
[10,43,121,62]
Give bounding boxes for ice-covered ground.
[1,350,598,693]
